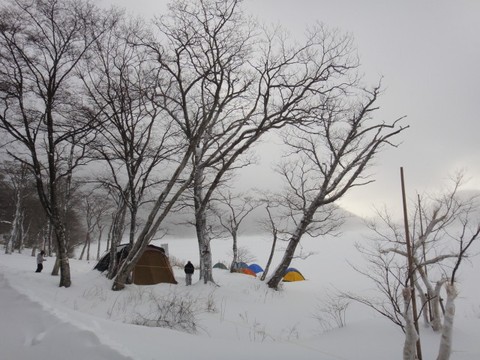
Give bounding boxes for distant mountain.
[159,202,366,238]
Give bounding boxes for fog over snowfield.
[1,227,479,359]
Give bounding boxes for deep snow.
[1,229,479,360]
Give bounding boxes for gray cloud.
[102,0,480,216]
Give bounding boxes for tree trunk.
[229,231,238,272]
[260,229,277,281]
[417,265,444,331]
[416,287,430,327]
[5,190,22,254]
[51,257,60,276]
[267,197,319,289]
[46,220,53,256]
[96,226,104,260]
[403,287,419,360]
[195,205,213,283]
[50,214,71,287]
[193,148,214,284]
[79,233,88,260]
[267,231,301,289]
[107,201,127,279]
[17,211,26,254]
[431,280,446,331]
[436,283,457,360]
[129,206,137,245]
[86,231,91,261]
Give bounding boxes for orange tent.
[239,268,256,277]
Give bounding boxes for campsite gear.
[282,269,305,282]
[95,244,177,285]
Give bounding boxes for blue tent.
[248,263,264,273]
[233,262,249,270]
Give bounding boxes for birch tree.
[402,287,419,360]
[78,13,189,289]
[436,197,479,360]
[78,189,112,261]
[345,173,479,360]
[266,85,408,289]
[360,174,479,331]
[213,191,260,272]
[259,202,280,281]
[1,161,33,254]
[79,14,180,248]
[0,0,113,287]
[145,0,383,283]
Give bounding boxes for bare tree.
[141,0,262,283]
[78,189,112,261]
[259,203,280,281]
[104,187,128,279]
[143,0,389,284]
[342,242,407,330]
[1,161,34,254]
[345,173,479,360]
[363,174,479,331]
[402,287,419,360]
[213,191,260,272]
[266,85,408,289]
[76,12,193,290]
[436,196,480,360]
[0,0,114,287]
[79,14,180,248]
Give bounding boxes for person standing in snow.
[35,250,46,273]
[184,261,194,286]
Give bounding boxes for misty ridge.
[155,201,365,238]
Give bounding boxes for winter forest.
[0,1,479,359]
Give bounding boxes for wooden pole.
[401,167,423,360]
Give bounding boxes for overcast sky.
[103,0,480,217]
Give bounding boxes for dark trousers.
[35,263,43,273]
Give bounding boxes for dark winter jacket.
[184,261,194,274]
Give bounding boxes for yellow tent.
[282,270,305,282]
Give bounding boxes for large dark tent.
[95,244,177,285]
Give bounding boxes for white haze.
[100,0,480,219]
[1,224,480,359]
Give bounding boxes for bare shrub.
[313,291,350,332]
[133,292,199,334]
[204,290,217,313]
[238,312,272,342]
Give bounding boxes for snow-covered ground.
[1,229,479,360]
